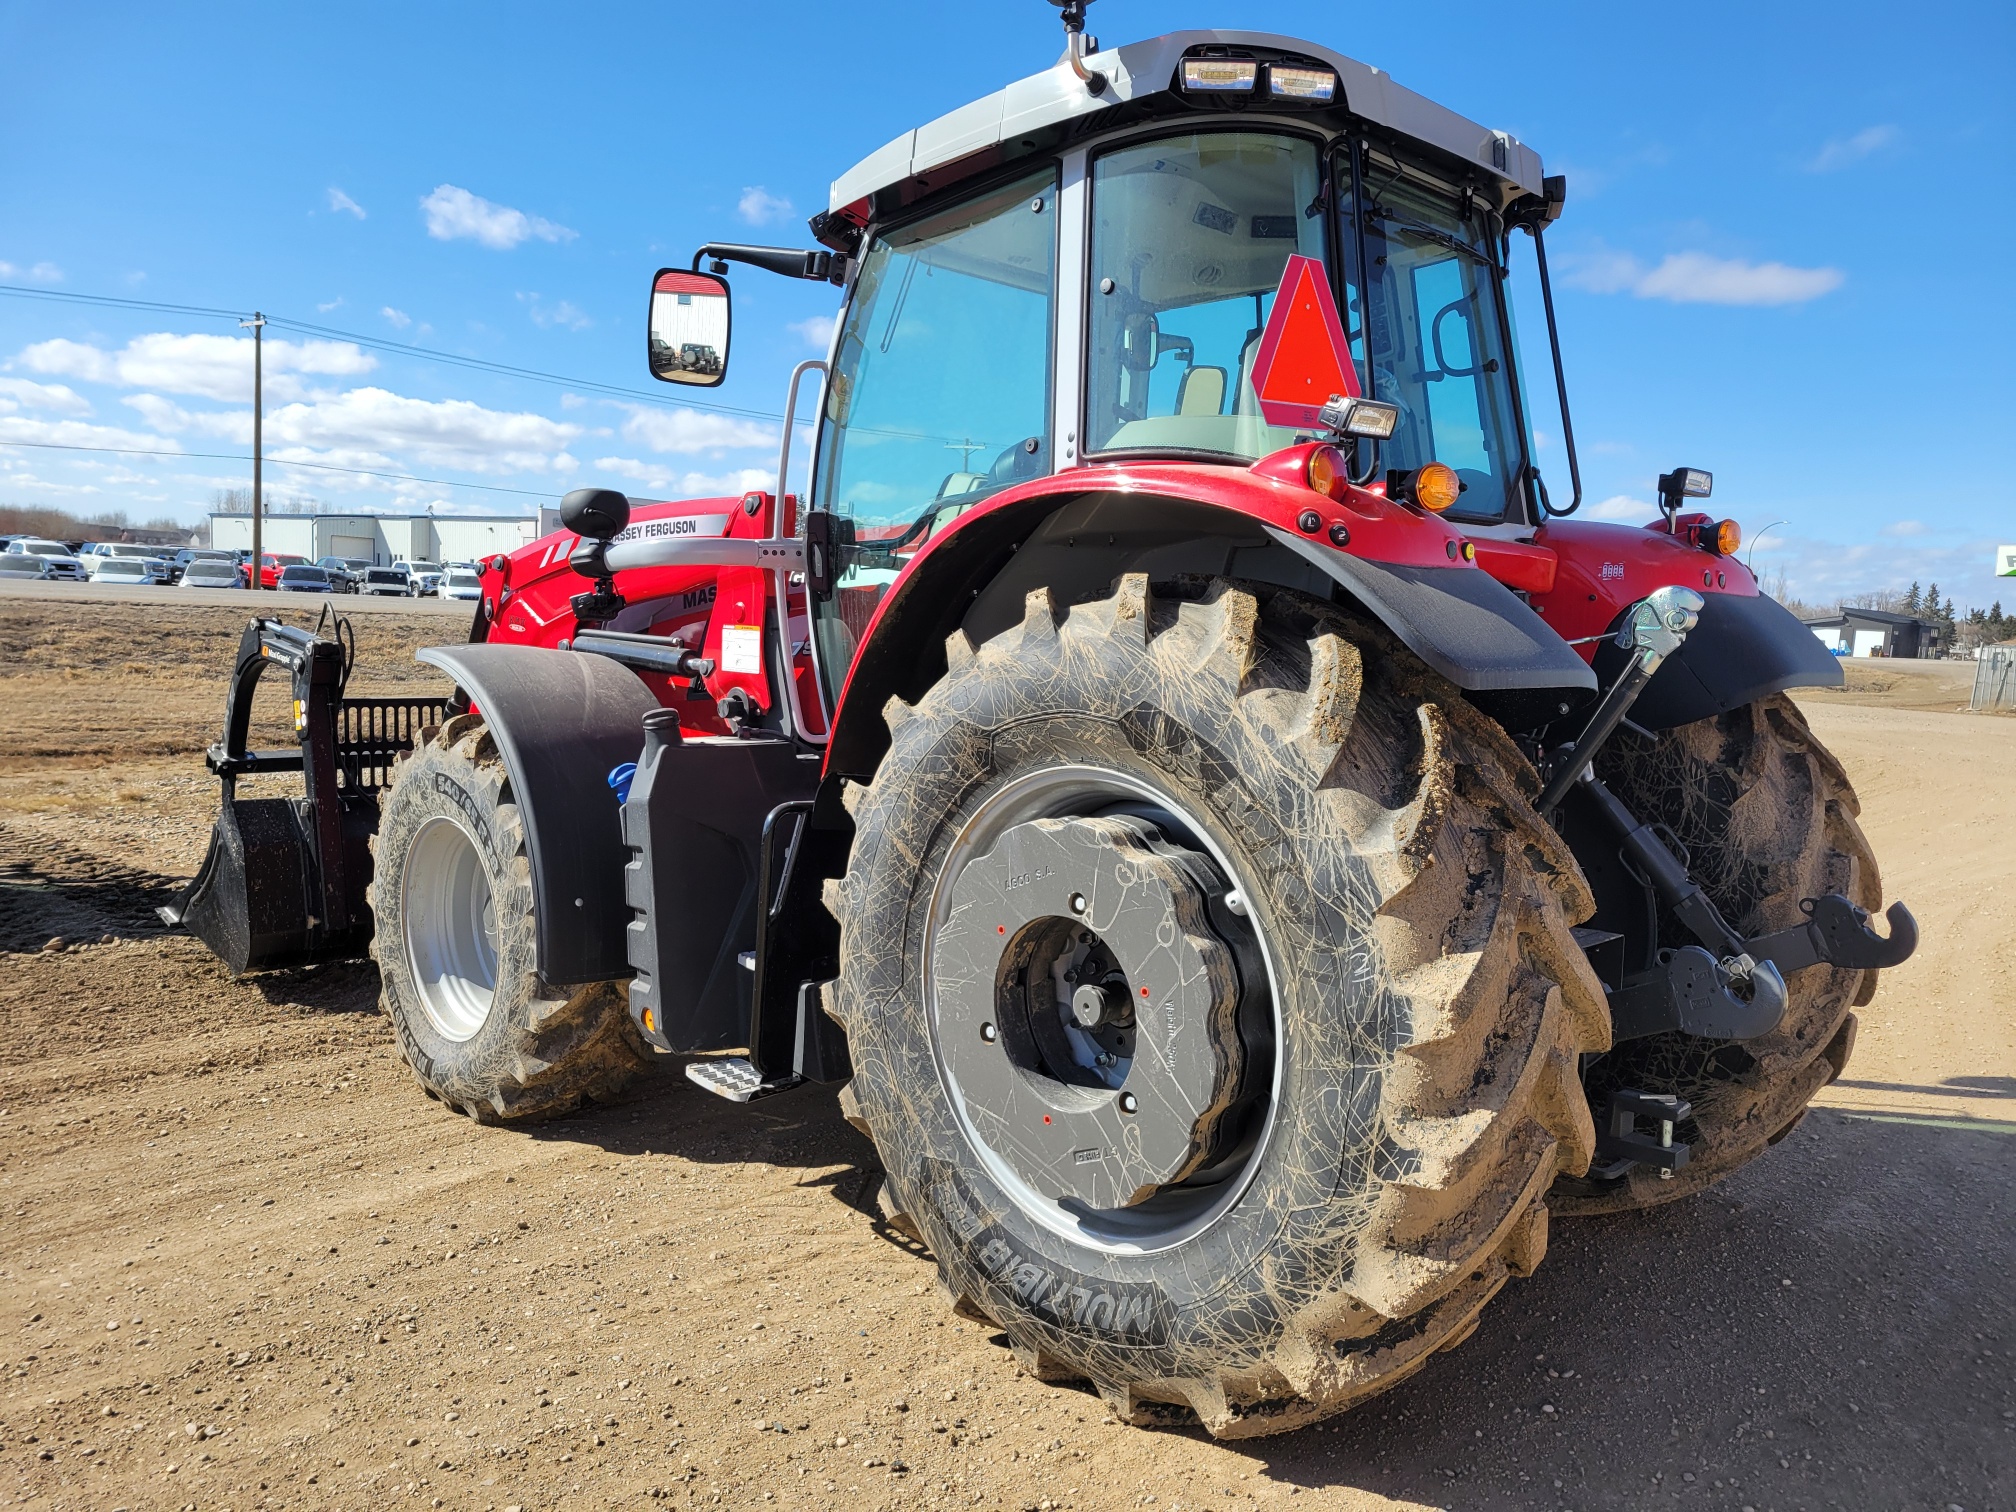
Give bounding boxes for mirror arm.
[692,243,851,286]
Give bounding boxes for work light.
[1267,65,1337,102]
[1181,58,1258,92]
[1318,394,1400,440]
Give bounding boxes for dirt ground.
[2,600,2010,1512]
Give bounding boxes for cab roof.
[828,30,1544,226]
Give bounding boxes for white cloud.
[618,404,775,455]
[737,186,794,226]
[317,298,344,313]
[0,377,92,416]
[420,184,576,250]
[1567,250,1843,307]
[591,457,774,499]
[263,387,583,476]
[1881,518,1929,537]
[382,306,412,330]
[0,260,62,283]
[519,293,593,331]
[0,414,176,453]
[121,394,248,443]
[17,331,376,402]
[1588,494,1658,524]
[1807,125,1898,173]
[327,187,367,219]
[789,313,838,350]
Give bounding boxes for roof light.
[1181,58,1258,92]
[1317,394,1399,441]
[1268,65,1337,102]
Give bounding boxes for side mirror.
[648,269,732,387]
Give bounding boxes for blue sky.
[2,0,2010,609]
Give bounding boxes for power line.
[0,438,559,499]
[0,282,788,421]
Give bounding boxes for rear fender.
[1534,518,1843,728]
[414,644,658,985]
[822,471,1595,782]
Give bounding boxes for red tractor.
[165,10,1915,1437]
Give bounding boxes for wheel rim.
[401,815,500,1042]
[925,764,1283,1255]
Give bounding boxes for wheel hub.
[934,814,1245,1209]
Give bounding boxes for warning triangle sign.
[1248,254,1359,429]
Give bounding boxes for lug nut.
[1119,1092,1138,1114]
[980,1022,998,1044]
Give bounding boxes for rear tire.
[828,576,1608,1436]
[1551,694,1878,1215]
[368,714,651,1122]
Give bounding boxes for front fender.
[822,471,1594,781]
[414,644,658,985]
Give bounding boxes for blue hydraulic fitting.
[607,762,638,805]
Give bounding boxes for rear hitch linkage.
[1540,586,1917,1051]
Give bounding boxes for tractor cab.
[652,27,1573,725]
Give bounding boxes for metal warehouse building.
[208,510,558,565]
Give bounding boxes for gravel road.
[2,599,2008,1512]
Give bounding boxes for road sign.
[1997,545,2016,577]
[1248,255,1358,428]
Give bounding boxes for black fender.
[1591,589,1843,730]
[415,644,658,985]
[823,489,1595,780]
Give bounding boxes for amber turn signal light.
[1306,444,1348,498]
[1708,518,1741,555]
[1393,461,1463,512]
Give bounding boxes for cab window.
[1084,132,1326,460]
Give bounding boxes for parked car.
[2,538,86,580]
[360,565,411,597]
[439,565,483,601]
[238,552,309,589]
[172,548,236,585]
[394,559,443,597]
[180,557,244,590]
[89,554,155,586]
[314,556,370,593]
[0,550,54,579]
[83,542,170,582]
[276,564,334,594]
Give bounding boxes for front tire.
[1552,694,1878,1214]
[828,577,1608,1436]
[368,714,651,1122]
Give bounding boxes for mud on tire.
[826,576,1609,1437]
[368,714,651,1123]
[1552,694,1878,1215]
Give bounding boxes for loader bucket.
[162,797,332,975]
[159,615,450,975]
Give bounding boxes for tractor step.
[684,1056,801,1103]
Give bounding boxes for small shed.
[1802,607,1948,659]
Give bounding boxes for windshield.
[1340,145,1528,523]
[1085,131,1327,460]
[811,163,1059,680]
[21,542,65,555]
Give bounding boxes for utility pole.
[240,312,266,587]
